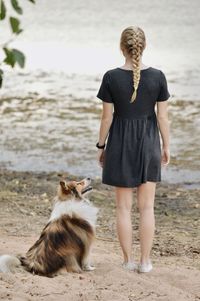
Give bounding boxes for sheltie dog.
[0,177,99,277]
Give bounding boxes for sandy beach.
[0,170,199,301]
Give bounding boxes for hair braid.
[120,26,146,103]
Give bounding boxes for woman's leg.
[136,182,156,264]
[115,187,134,263]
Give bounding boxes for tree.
[0,0,35,87]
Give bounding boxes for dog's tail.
[0,255,21,273]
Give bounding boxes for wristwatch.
[96,142,106,149]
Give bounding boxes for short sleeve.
[96,71,113,103]
[157,70,170,102]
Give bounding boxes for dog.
[0,177,99,277]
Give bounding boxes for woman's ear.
[120,47,125,57]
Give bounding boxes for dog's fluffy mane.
[49,197,98,228]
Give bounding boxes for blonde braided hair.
[120,26,146,102]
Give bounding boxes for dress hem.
[102,178,161,188]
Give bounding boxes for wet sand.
[0,170,199,301]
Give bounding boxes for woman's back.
[97,67,170,118]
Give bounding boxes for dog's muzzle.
[82,186,93,194]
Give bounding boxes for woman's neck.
[121,56,148,70]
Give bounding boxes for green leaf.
[27,0,35,3]
[3,47,25,68]
[9,17,23,34]
[0,0,6,20]
[12,49,25,67]
[0,69,3,88]
[11,0,23,14]
[3,47,15,67]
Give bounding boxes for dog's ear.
[60,181,66,188]
[59,181,70,194]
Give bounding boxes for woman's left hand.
[97,149,105,168]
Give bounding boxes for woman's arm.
[97,102,113,167]
[156,101,170,165]
[98,102,113,145]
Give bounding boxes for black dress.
[96,67,170,188]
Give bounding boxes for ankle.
[123,256,134,263]
[140,257,151,265]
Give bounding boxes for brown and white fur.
[0,177,99,277]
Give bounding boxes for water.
[0,0,200,185]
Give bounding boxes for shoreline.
[0,96,200,186]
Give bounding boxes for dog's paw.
[82,264,96,271]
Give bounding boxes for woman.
[96,26,170,273]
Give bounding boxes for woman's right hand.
[161,147,170,166]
